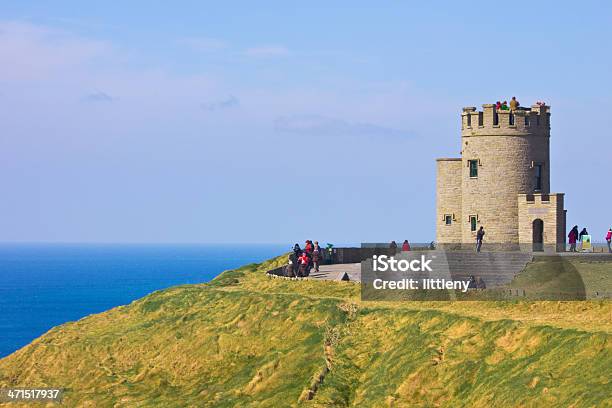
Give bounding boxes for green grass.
[0,255,610,407]
[508,257,612,299]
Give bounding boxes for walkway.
[308,263,361,282]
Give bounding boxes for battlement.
[518,192,564,205]
[461,104,550,137]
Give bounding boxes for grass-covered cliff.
[0,255,610,407]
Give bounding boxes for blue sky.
[0,1,611,243]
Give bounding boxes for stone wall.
[436,159,462,243]
[518,193,566,252]
[460,132,550,243]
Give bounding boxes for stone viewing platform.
[308,263,361,281]
[267,248,612,287]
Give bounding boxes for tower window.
[470,216,478,232]
[493,111,499,126]
[469,160,478,178]
[478,112,483,126]
[466,114,471,127]
[535,164,543,191]
[445,215,453,225]
[525,115,530,126]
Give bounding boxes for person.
[293,243,302,260]
[606,228,612,253]
[579,228,589,243]
[495,101,502,110]
[285,255,296,278]
[298,251,310,277]
[510,96,520,111]
[476,226,485,252]
[312,241,323,273]
[500,101,509,110]
[568,226,579,252]
[401,240,411,251]
[305,240,313,254]
[390,240,398,253]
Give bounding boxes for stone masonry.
[436,102,566,251]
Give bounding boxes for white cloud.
[274,114,413,139]
[0,21,111,81]
[244,45,289,57]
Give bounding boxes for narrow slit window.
[534,164,543,191]
[470,216,477,232]
[478,112,483,126]
[525,115,530,126]
[466,114,471,127]
[445,215,452,225]
[469,160,478,178]
[493,110,499,125]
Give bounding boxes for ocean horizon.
[0,243,288,358]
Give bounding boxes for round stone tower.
[459,103,550,244]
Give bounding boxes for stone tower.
[436,103,566,251]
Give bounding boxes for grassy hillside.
[0,256,610,407]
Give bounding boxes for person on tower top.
[510,96,520,111]
[495,101,502,110]
[500,101,509,110]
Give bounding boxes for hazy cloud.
[201,95,239,111]
[244,45,289,57]
[0,21,111,81]
[274,114,412,138]
[179,36,227,51]
[83,91,116,103]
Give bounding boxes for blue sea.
[0,243,286,358]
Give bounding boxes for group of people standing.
[287,240,325,278]
[568,226,612,253]
[495,96,521,111]
[568,226,590,252]
[389,240,411,252]
[494,97,546,112]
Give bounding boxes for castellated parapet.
[436,103,566,251]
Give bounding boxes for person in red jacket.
[298,252,310,277]
[568,226,579,252]
[606,228,612,253]
[401,240,411,251]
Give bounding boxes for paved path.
[308,263,361,282]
